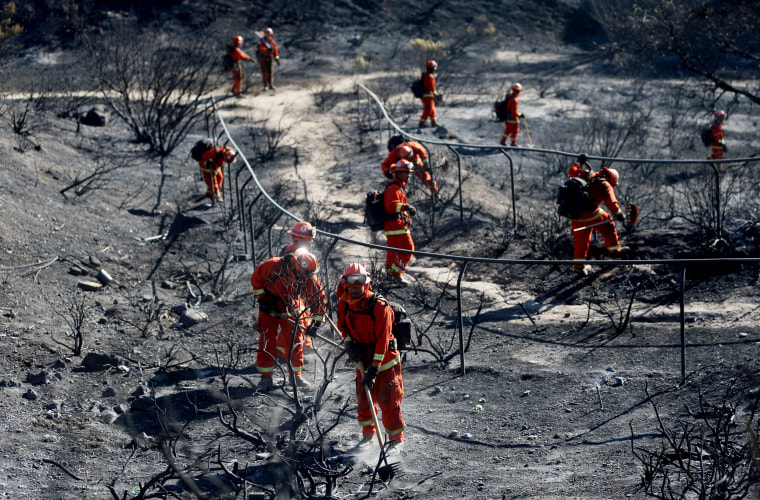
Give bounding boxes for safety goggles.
[343,273,368,286]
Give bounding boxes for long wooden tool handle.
[357,360,384,448]
[572,218,614,233]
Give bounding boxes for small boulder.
[82,352,121,372]
[81,105,109,127]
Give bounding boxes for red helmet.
[714,110,726,122]
[265,27,274,36]
[512,83,523,92]
[426,60,438,71]
[292,248,319,277]
[392,159,415,174]
[233,36,243,47]
[602,167,620,187]
[340,263,371,289]
[288,221,316,240]
[397,145,413,159]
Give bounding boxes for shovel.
[520,116,534,147]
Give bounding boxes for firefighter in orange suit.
[257,28,280,90]
[336,263,405,447]
[500,83,523,146]
[228,36,252,97]
[251,248,327,391]
[709,110,727,161]
[567,153,591,181]
[282,221,316,255]
[383,160,416,284]
[199,144,236,202]
[381,141,438,193]
[570,167,629,276]
[418,60,438,127]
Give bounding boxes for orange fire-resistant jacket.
[336,289,400,371]
[199,146,235,173]
[505,92,520,123]
[422,71,437,98]
[383,180,410,235]
[574,176,623,223]
[229,47,250,63]
[251,256,327,326]
[711,122,724,151]
[258,36,279,58]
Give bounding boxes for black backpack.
[368,294,413,351]
[222,42,235,72]
[191,139,214,161]
[493,99,508,121]
[556,177,597,219]
[365,190,386,231]
[700,125,713,147]
[411,79,425,99]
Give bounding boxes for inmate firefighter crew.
[336,263,406,450]
[227,36,252,97]
[384,160,417,285]
[257,28,280,91]
[418,60,439,128]
[251,248,327,391]
[282,220,316,255]
[569,166,629,276]
[382,136,438,194]
[500,83,523,146]
[709,110,727,161]
[198,142,236,202]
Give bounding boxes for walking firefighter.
[192,139,236,202]
[567,163,630,276]
[499,83,524,146]
[251,248,327,391]
[383,160,417,285]
[335,263,406,450]
[257,28,280,91]
[226,36,253,97]
[382,136,439,194]
[418,60,439,128]
[708,110,727,161]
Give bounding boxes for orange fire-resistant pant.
[256,312,305,378]
[414,168,438,193]
[258,56,274,86]
[502,121,520,146]
[419,96,437,125]
[356,363,405,441]
[571,211,621,269]
[201,168,224,197]
[385,232,414,278]
[231,64,244,95]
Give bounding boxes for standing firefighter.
[196,140,236,202]
[282,220,316,255]
[569,166,629,276]
[251,248,327,390]
[381,137,438,194]
[227,36,252,97]
[257,28,280,91]
[418,60,439,128]
[384,160,417,285]
[336,263,406,449]
[500,83,523,146]
[708,110,727,161]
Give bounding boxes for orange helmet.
[265,27,274,36]
[426,60,437,71]
[512,83,523,92]
[714,110,726,122]
[392,159,415,174]
[288,221,316,240]
[292,248,319,277]
[233,36,243,47]
[340,263,371,289]
[397,145,413,159]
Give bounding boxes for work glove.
[362,365,378,390]
[614,212,626,223]
[275,56,280,66]
[519,113,525,119]
[384,171,394,180]
[257,293,272,314]
[345,342,361,362]
[721,142,728,153]
[406,204,417,217]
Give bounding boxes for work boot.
[268,83,276,90]
[576,265,592,277]
[499,139,507,146]
[292,377,311,388]
[608,246,631,259]
[216,194,223,203]
[418,121,427,128]
[388,275,411,287]
[257,376,274,392]
[263,85,269,91]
